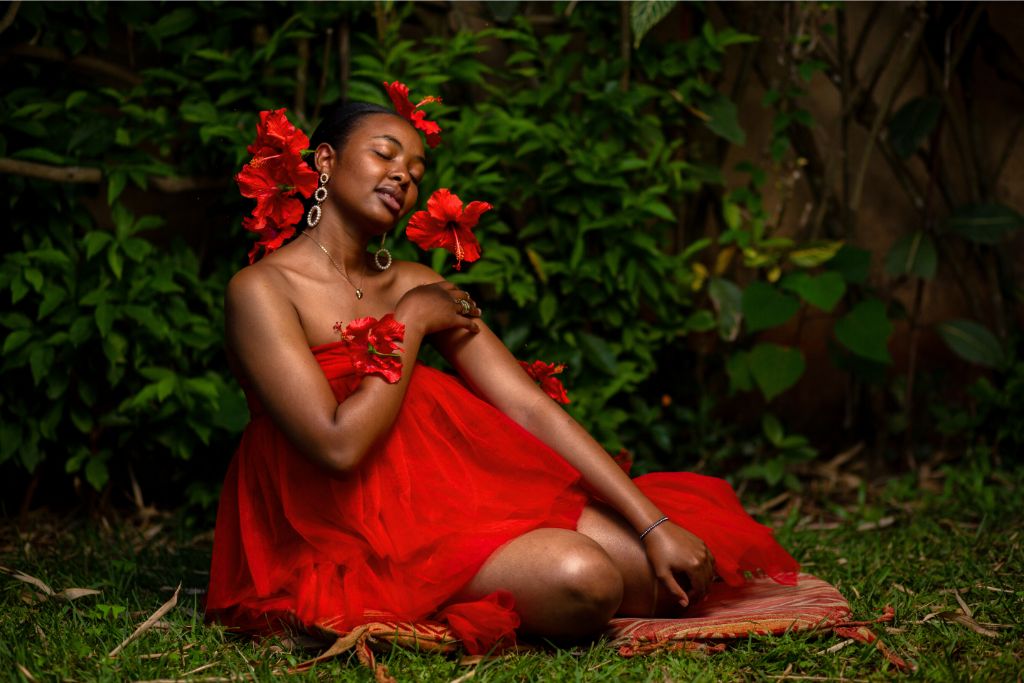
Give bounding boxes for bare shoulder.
[225,259,291,312]
[389,259,445,296]
[223,259,302,353]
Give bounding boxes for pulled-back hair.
[306,101,397,169]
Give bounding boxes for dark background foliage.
[1,1,1021,517]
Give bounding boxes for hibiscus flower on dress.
[333,314,406,384]
[383,81,443,148]
[235,109,319,263]
[518,359,570,404]
[406,188,491,270]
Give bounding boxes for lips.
[375,185,403,213]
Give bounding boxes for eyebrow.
[372,135,426,165]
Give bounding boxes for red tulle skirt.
[206,342,798,653]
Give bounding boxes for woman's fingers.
[658,570,689,608]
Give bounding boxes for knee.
[555,546,624,621]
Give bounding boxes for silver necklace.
[301,230,365,299]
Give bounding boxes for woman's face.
[321,113,426,233]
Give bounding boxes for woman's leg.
[451,528,624,640]
[575,501,688,617]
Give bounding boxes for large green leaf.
[708,277,743,341]
[937,319,1007,369]
[725,351,753,393]
[701,93,745,145]
[742,281,799,332]
[834,299,892,363]
[630,0,678,48]
[826,245,871,284]
[748,343,805,402]
[883,231,937,279]
[578,332,618,375]
[888,96,942,159]
[946,203,1024,244]
[779,272,846,313]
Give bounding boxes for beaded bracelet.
[639,515,670,540]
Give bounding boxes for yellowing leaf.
[714,246,735,276]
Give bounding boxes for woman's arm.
[225,265,478,473]
[432,320,714,605]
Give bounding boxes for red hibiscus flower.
[243,213,297,265]
[406,188,491,270]
[247,108,309,158]
[383,81,443,148]
[518,359,570,404]
[334,314,405,384]
[236,108,318,262]
[236,161,310,234]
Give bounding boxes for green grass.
[2,464,1021,682]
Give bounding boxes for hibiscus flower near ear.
[518,359,571,404]
[406,188,492,270]
[236,109,319,263]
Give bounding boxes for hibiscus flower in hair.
[242,213,299,265]
[406,188,491,270]
[383,81,443,148]
[518,359,570,404]
[235,108,318,263]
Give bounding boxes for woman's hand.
[641,520,715,608]
[395,280,482,337]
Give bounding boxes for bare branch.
[294,37,310,124]
[4,43,142,86]
[313,27,334,122]
[0,157,225,192]
[850,8,927,211]
[0,0,21,36]
[339,20,350,103]
[850,2,883,70]
[619,2,631,92]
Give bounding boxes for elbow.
[314,440,370,475]
[320,444,358,474]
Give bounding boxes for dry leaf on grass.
[16,663,37,682]
[856,516,895,532]
[131,678,238,683]
[109,583,181,657]
[814,638,855,655]
[2,565,101,602]
[953,589,973,618]
[921,610,1001,637]
[1,565,53,595]
[54,587,102,601]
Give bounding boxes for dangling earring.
[374,232,393,271]
[307,173,329,227]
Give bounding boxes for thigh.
[576,501,685,617]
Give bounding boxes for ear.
[313,143,337,176]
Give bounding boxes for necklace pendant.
[355,288,364,300]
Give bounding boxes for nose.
[389,167,408,184]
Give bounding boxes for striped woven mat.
[296,573,910,680]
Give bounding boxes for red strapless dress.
[206,341,798,652]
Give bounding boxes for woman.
[206,98,798,652]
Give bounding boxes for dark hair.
[306,101,398,170]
